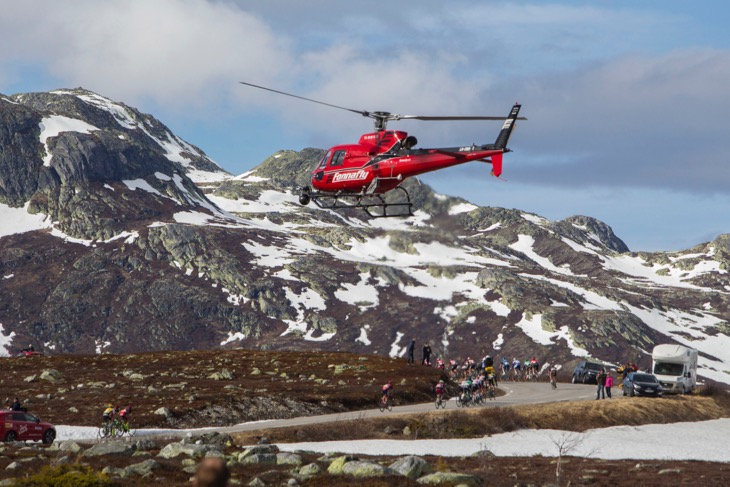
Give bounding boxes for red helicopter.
[240,82,525,217]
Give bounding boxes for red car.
[0,410,56,444]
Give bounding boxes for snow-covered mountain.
[1,89,729,386]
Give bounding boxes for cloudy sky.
[2,0,729,251]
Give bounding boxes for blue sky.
[2,1,730,251]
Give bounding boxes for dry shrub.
[478,406,529,434]
[697,383,722,397]
[12,465,111,487]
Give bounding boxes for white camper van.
[651,344,698,394]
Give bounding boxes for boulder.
[190,432,234,449]
[125,459,161,476]
[298,463,322,476]
[154,407,173,418]
[241,453,277,465]
[248,478,266,487]
[389,455,432,479]
[40,369,62,381]
[58,441,82,454]
[238,444,279,460]
[341,461,392,477]
[83,441,136,457]
[276,452,303,466]
[417,472,482,486]
[157,442,210,459]
[327,455,358,474]
[208,368,234,380]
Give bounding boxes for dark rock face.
[0,98,45,205]
[0,89,728,385]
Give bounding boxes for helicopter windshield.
[318,151,332,169]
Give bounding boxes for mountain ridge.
[1,88,729,387]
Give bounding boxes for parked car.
[0,410,56,444]
[571,361,604,384]
[622,372,663,397]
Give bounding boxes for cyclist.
[512,358,522,381]
[460,376,473,403]
[435,380,446,402]
[532,358,541,380]
[549,366,558,389]
[119,405,132,429]
[381,381,393,405]
[500,357,510,380]
[102,403,116,423]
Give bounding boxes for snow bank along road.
[276,418,730,462]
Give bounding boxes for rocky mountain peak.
[1,89,728,387]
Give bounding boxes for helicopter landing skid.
[301,187,413,218]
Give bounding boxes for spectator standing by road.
[605,372,613,399]
[422,343,432,365]
[406,338,416,365]
[596,369,607,400]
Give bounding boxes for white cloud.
[1,0,289,108]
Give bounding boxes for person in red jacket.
[605,373,614,399]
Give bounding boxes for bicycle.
[435,393,446,409]
[455,390,471,408]
[113,418,135,437]
[97,418,134,439]
[97,421,113,439]
[487,387,496,400]
[379,394,392,412]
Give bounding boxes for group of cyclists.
[497,356,545,382]
[99,403,134,437]
[382,351,560,411]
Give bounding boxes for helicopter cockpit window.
[330,150,346,167]
[318,151,332,169]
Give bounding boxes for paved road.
[185,381,596,437]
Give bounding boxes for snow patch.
[510,235,574,276]
[123,178,163,197]
[220,332,246,346]
[0,323,16,357]
[356,325,372,346]
[448,202,478,215]
[39,115,99,166]
[521,213,548,225]
[389,332,405,358]
[0,202,50,237]
[334,273,379,310]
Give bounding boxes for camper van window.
[653,363,684,376]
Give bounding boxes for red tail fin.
[490,152,503,177]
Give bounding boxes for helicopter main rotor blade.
[396,115,528,121]
[239,81,369,118]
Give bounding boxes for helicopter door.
[329,150,346,167]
